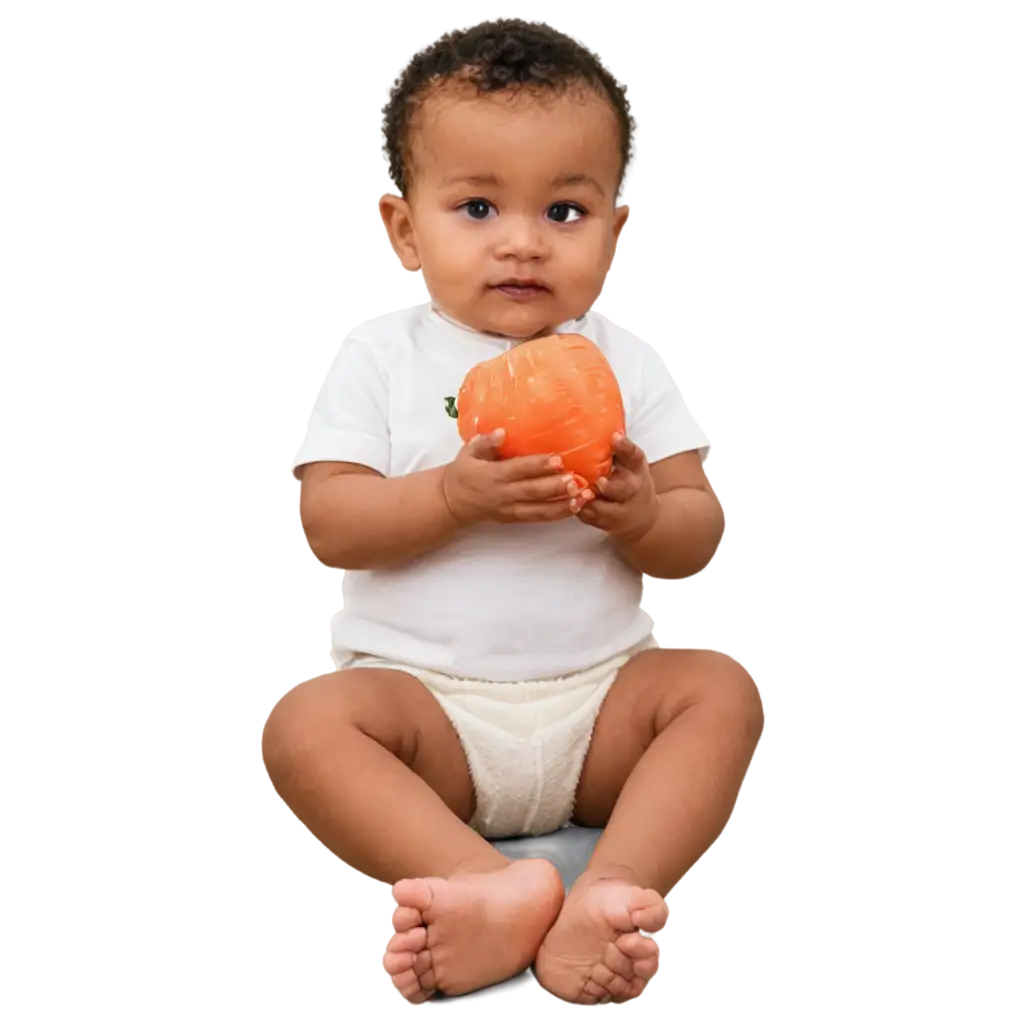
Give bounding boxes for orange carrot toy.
[445,333,625,491]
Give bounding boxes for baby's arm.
[605,334,717,579]
[612,448,725,579]
[295,330,461,571]
[299,461,457,570]
[299,432,577,570]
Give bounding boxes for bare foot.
[382,858,564,1001]
[532,876,669,1004]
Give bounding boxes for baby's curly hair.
[381,19,636,200]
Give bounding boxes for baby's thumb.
[467,428,505,460]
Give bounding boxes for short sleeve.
[291,333,391,478]
[627,342,711,465]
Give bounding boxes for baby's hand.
[574,434,659,541]
[441,429,581,525]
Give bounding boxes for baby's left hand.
[574,434,659,541]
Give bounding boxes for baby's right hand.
[441,429,592,525]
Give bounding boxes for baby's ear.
[612,204,630,243]
[378,194,421,271]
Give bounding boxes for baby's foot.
[532,876,669,1004]
[382,858,564,1001]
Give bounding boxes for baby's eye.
[460,199,494,220]
[548,200,589,223]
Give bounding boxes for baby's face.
[380,81,629,340]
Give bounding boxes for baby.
[263,18,764,1005]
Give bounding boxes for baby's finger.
[575,496,614,526]
[499,452,565,481]
[464,429,506,461]
[595,470,639,503]
[505,498,576,523]
[611,434,647,471]
[573,483,598,507]
[511,473,577,503]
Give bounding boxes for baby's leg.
[262,668,563,1000]
[534,649,764,1004]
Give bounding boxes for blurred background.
[2,1,1021,1020]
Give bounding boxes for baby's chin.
[494,325,559,342]
[439,297,575,342]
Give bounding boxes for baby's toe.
[386,926,427,954]
[602,943,636,980]
[630,890,669,932]
[589,963,615,987]
[580,978,611,1003]
[607,976,632,997]
[391,966,416,989]
[633,954,660,980]
[616,931,658,959]
[392,905,422,930]
[392,877,434,912]
[383,950,416,975]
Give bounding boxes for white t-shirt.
[292,301,710,682]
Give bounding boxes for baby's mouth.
[492,282,550,299]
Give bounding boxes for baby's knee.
[684,651,757,741]
[261,675,338,781]
[643,649,763,741]
[710,655,764,736]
